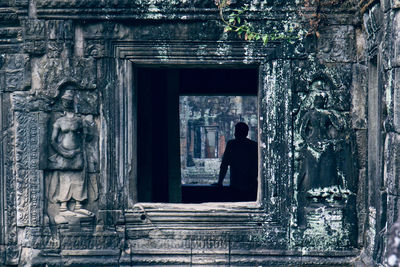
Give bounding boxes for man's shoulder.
[245,138,257,146]
[248,138,257,144]
[229,138,257,146]
[227,139,235,145]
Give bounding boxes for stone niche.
[0,0,362,266]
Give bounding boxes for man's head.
[234,122,249,139]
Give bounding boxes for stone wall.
[0,0,385,266]
[361,0,400,266]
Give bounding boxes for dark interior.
[137,67,258,203]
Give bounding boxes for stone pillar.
[386,6,400,267]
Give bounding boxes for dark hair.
[235,122,249,138]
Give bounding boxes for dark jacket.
[219,137,258,198]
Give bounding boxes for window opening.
[137,67,258,203]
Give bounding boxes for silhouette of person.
[216,122,258,201]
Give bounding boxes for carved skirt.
[48,152,84,170]
[49,170,87,203]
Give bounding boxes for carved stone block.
[2,54,31,92]
[11,92,53,112]
[14,0,29,6]
[4,54,29,71]
[97,210,124,228]
[44,86,99,226]
[13,111,46,227]
[72,58,97,90]
[355,130,367,169]
[351,64,367,129]
[384,133,400,196]
[387,195,400,230]
[394,0,400,9]
[21,227,60,249]
[390,11,400,68]
[5,246,19,265]
[24,40,47,55]
[15,112,42,170]
[302,204,351,249]
[84,40,106,58]
[33,57,97,97]
[5,70,30,91]
[387,68,400,132]
[380,0,391,12]
[317,26,356,63]
[22,20,47,55]
[75,91,99,115]
[387,219,400,266]
[4,130,16,240]
[23,19,46,40]
[46,40,71,58]
[16,170,44,227]
[60,232,121,250]
[381,12,393,71]
[293,71,358,247]
[0,0,12,6]
[46,20,73,40]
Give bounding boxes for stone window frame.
[110,40,292,231]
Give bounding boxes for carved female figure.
[48,89,93,220]
[298,91,342,192]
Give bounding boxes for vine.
[216,0,354,43]
[215,0,299,45]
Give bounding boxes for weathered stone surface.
[32,56,96,97]
[384,133,400,195]
[0,54,31,92]
[14,111,46,227]
[35,0,294,10]
[260,59,292,218]
[352,64,368,129]
[387,220,400,266]
[357,167,367,247]
[22,19,47,55]
[11,92,53,112]
[317,25,356,63]
[292,66,358,250]
[0,0,385,265]
[385,68,400,133]
[45,86,99,225]
[75,90,99,115]
[355,130,368,169]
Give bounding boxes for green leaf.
[224,26,232,32]
[262,34,269,44]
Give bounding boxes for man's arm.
[218,161,228,186]
[217,141,232,186]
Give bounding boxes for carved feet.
[75,208,94,217]
[55,201,94,224]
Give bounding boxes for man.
[216,122,258,201]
